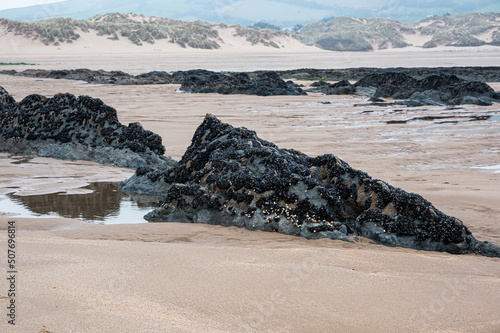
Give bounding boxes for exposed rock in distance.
[271,67,500,83]
[178,70,306,96]
[124,114,500,258]
[0,87,175,169]
[302,71,499,106]
[2,68,498,104]
[6,68,175,85]
[2,69,306,96]
[354,72,500,106]
[4,66,500,86]
[307,80,356,95]
[354,72,417,88]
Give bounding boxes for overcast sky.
[0,0,389,12]
[0,0,497,25]
[0,0,64,11]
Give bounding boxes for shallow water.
[0,182,161,224]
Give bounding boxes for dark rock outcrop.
[4,67,500,85]
[346,72,499,106]
[2,67,498,104]
[122,114,500,257]
[355,72,499,106]
[300,71,499,106]
[5,68,175,85]
[178,70,306,96]
[308,80,356,95]
[1,69,306,96]
[272,67,500,83]
[0,87,174,168]
[355,72,416,88]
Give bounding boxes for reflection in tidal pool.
[0,182,162,224]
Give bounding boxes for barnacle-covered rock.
[0,87,175,168]
[124,114,500,257]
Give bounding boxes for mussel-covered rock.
[354,72,499,106]
[178,70,306,96]
[123,114,500,257]
[308,80,356,95]
[0,86,16,105]
[309,71,500,106]
[6,68,175,85]
[0,87,175,168]
[5,66,500,86]
[5,67,497,104]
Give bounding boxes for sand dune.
[0,24,320,55]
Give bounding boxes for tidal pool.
[0,182,161,224]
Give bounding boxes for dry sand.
[0,47,499,332]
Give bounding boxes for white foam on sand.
[472,164,500,173]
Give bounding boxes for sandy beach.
[0,47,499,332]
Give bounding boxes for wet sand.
[0,50,499,332]
[1,47,500,73]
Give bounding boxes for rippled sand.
[0,50,499,332]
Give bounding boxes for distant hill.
[1,12,499,53]
[297,17,411,51]
[1,0,499,26]
[297,12,500,51]
[411,12,500,48]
